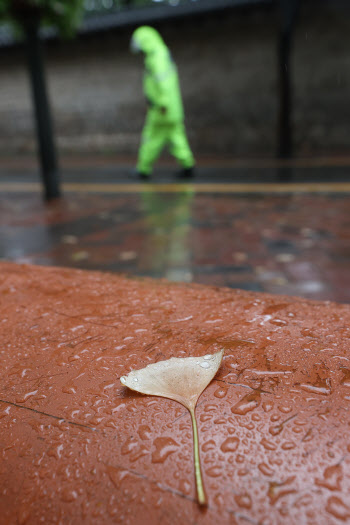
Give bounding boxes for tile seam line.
[0,398,95,431]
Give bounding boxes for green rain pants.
[137,117,194,175]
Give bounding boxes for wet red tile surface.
[0,191,349,303]
[1,262,350,524]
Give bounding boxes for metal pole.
[277,0,300,159]
[23,16,60,200]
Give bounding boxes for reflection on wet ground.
[0,170,349,302]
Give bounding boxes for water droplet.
[138,425,152,440]
[281,441,296,450]
[204,355,213,360]
[268,476,296,504]
[278,405,292,414]
[234,493,252,509]
[338,366,350,384]
[220,437,239,453]
[263,401,274,412]
[302,428,314,442]
[299,383,332,395]
[270,318,287,327]
[202,440,215,452]
[61,489,78,503]
[263,303,288,315]
[316,464,343,491]
[269,424,284,436]
[15,390,38,403]
[62,384,77,395]
[120,377,126,385]
[214,417,226,424]
[298,376,332,396]
[214,386,228,399]
[258,462,275,476]
[214,493,225,507]
[231,390,261,415]
[106,466,130,488]
[292,426,303,434]
[326,496,350,521]
[47,444,64,460]
[204,404,217,412]
[261,438,277,451]
[133,377,139,382]
[121,437,138,455]
[178,479,191,495]
[0,406,11,420]
[206,466,221,477]
[152,437,179,464]
[200,361,210,369]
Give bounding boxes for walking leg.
[169,122,195,169]
[137,119,167,176]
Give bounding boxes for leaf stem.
[189,407,206,505]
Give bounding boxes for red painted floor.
[0,262,350,524]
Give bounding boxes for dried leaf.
[120,350,224,505]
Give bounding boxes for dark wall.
[0,3,349,157]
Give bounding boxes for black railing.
[83,0,269,17]
[0,0,273,45]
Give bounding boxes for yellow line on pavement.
[0,182,350,194]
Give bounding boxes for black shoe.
[177,167,195,179]
[138,172,151,181]
[131,169,150,181]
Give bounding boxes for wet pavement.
[0,161,349,303]
[1,159,350,523]
[1,262,350,524]
[2,155,350,182]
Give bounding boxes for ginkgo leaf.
[120,350,224,505]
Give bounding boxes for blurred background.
[0,0,349,302]
[1,0,350,157]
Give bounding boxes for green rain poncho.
[131,26,194,175]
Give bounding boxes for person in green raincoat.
[130,26,195,180]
